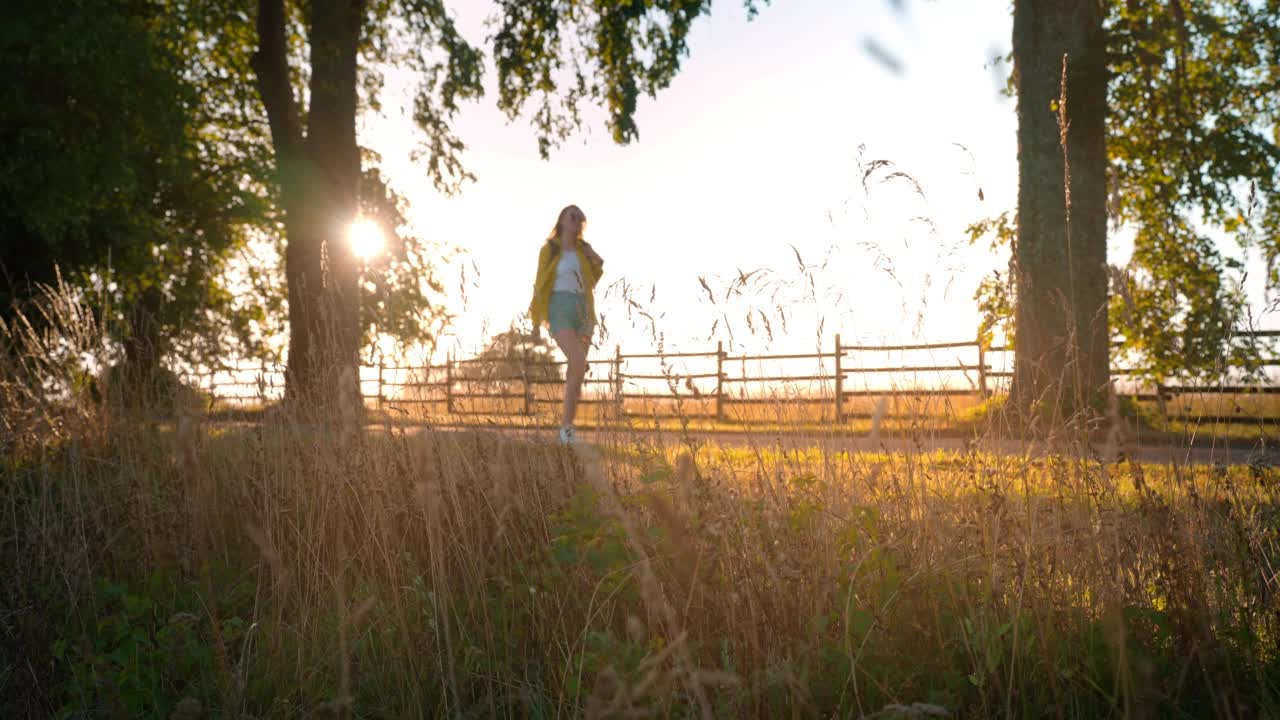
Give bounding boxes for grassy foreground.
[3,410,1279,719]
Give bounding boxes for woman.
[529,205,605,444]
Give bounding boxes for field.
[5,290,1279,718]
[4,406,1279,718]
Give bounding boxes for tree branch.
[250,0,302,154]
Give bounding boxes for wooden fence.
[195,331,1280,426]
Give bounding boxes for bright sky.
[359,0,1270,367]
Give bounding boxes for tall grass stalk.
[2,284,1278,719]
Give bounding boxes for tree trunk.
[251,0,364,418]
[1010,0,1110,424]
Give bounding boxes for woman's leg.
[553,329,588,427]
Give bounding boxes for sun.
[349,218,386,261]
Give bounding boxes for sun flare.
[349,218,385,261]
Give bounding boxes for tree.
[1009,0,1109,420]
[1106,0,1280,381]
[455,329,561,383]
[977,1,1280,397]
[247,0,768,415]
[491,0,769,156]
[249,0,409,414]
[0,0,270,405]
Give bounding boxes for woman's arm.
[582,242,604,269]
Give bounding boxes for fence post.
[522,347,532,416]
[834,334,844,423]
[445,352,454,415]
[614,345,624,422]
[976,337,988,399]
[258,357,267,404]
[376,355,385,412]
[715,341,726,422]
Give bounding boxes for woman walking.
[529,205,604,444]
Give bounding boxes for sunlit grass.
[4,275,1280,718]
[4,411,1278,717]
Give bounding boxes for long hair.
[546,204,585,246]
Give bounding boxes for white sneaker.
[558,425,576,445]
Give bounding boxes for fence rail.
[195,331,1280,426]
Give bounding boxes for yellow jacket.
[529,239,604,329]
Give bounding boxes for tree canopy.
[0,0,271,389]
[1107,0,1280,379]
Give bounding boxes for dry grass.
[3,409,1279,718]
[3,283,1280,719]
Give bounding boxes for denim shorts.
[548,291,594,336]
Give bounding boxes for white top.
[553,250,584,293]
